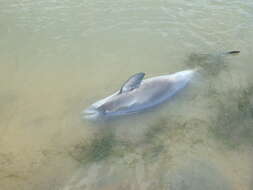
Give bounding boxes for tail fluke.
[223,50,240,55]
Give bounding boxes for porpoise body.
[83,69,196,120]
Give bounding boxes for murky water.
[1,0,253,189]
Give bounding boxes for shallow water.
[1,0,253,189]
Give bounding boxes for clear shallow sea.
[0,0,253,189]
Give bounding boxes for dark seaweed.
[209,84,253,149]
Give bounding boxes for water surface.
[0,0,253,189]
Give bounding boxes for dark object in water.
[225,50,240,55]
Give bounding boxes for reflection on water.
[1,0,253,189]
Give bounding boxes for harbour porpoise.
[83,69,196,120]
[83,51,240,120]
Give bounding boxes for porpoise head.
[82,73,146,120]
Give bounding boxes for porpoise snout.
[82,106,102,120]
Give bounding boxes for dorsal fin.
[119,72,145,94]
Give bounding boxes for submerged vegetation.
[69,115,208,166]
[69,132,117,163]
[209,83,253,149]
[184,51,253,149]
[185,52,228,76]
[69,118,173,164]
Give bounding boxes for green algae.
[209,84,253,149]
